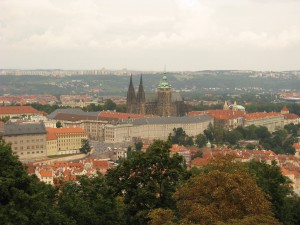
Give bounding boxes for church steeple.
[126,74,137,113]
[136,74,146,114]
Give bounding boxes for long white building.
[104,115,213,143]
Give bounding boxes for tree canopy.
[106,140,188,225]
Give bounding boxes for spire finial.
[140,73,143,85]
[130,73,133,85]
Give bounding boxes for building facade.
[243,112,284,132]
[0,106,44,119]
[46,127,88,155]
[104,115,213,143]
[2,123,47,161]
[126,74,187,117]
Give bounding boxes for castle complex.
[126,74,187,116]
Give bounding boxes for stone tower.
[136,74,146,114]
[157,74,172,116]
[126,74,137,113]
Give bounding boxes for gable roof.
[47,108,99,119]
[244,112,283,120]
[46,127,86,135]
[0,106,44,115]
[3,122,46,136]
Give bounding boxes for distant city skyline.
[1,0,300,71]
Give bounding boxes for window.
[27,152,30,154]
[20,146,23,150]
[27,146,30,149]
[14,147,18,150]
[32,151,35,154]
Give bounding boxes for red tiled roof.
[39,170,53,177]
[191,157,210,167]
[244,112,283,120]
[46,127,86,134]
[170,144,189,153]
[46,132,57,141]
[0,106,44,115]
[282,106,289,112]
[188,110,245,120]
[284,113,299,120]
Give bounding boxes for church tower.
[157,74,172,116]
[223,101,229,110]
[136,74,146,114]
[126,74,137,113]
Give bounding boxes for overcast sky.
[1,0,300,71]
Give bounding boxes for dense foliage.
[106,140,188,225]
[203,123,298,155]
[1,138,300,225]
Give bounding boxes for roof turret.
[157,74,171,89]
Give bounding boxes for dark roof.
[3,123,46,136]
[132,115,213,125]
[52,113,100,122]
[47,108,100,120]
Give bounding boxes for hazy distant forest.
[1,71,300,96]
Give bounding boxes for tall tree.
[195,133,207,148]
[246,160,294,223]
[58,175,124,225]
[106,140,188,225]
[79,139,91,154]
[169,156,279,225]
[0,138,70,225]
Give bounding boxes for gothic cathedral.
[126,74,187,117]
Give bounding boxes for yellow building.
[46,127,87,155]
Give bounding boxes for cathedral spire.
[137,74,146,114]
[126,74,137,113]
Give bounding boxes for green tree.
[58,175,124,225]
[103,99,117,111]
[0,138,70,225]
[56,121,62,128]
[134,141,143,151]
[168,128,194,146]
[226,130,242,145]
[204,122,214,142]
[246,160,294,223]
[195,133,207,148]
[0,116,9,122]
[173,156,280,225]
[79,139,91,154]
[191,150,203,160]
[106,140,188,225]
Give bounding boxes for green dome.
[158,74,171,89]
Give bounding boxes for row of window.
[14,145,44,150]
[19,150,44,155]
[14,139,44,144]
